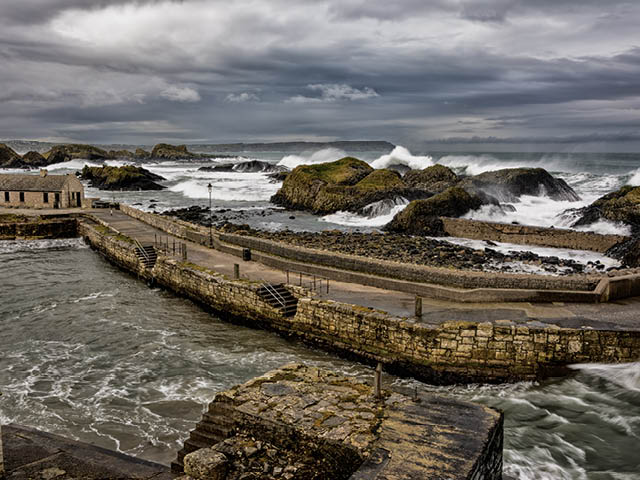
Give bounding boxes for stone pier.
[174,364,503,480]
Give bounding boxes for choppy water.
[1,240,639,479]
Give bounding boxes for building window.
[3,192,8,202]
[43,192,49,203]
[19,192,24,202]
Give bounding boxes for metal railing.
[285,269,330,293]
[154,233,187,260]
[260,281,287,310]
[134,238,152,265]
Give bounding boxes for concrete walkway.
[87,210,640,331]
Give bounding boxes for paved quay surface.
[2,424,174,479]
[4,207,640,331]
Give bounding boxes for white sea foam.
[626,168,640,186]
[45,159,130,171]
[320,197,409,227]
[277,148,346,169]
[371,146,433,170]
[169,173,279,202]
[438,237,620,270]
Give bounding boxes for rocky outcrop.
[150,143,200,160]
[0,143,23,167]
[271,158,446,214]
[385,187,486,236]
[135,148,151,159]
[108,149,136,159]
[198,160,286,174]
[21,151,48,167]
[44,144,111,163]
[403,164,458,193]
[573,185,640,233]
[80,165,166,190]
[458,168,580,202]
[271,157,374,212]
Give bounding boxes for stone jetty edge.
[78,217,640,384]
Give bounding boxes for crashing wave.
[277,148,346,170]
[370,146,433,170]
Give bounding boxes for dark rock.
[21,151,48,167]
[80,165,166,190]
[135,148,151,159]
[150,143,204,160]
[0,143,24,167]
[572,185,640,233]
[384,187,486,236]
[606,236,640,267]
[107,149,135,159]
[271,158,437,215]
[44,144,111,163]
[402,164,458,194]
[458,168,580,202]
[198,160,286,174]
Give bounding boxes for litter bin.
[242,248,251,261]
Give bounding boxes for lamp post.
[207,183,213,247]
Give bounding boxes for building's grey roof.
[0,173,74,192]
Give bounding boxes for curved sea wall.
[79,219,640,384]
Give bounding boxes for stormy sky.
[1,0,640,150]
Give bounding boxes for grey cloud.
[0,0,640,146]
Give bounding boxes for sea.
[2,146,640,478]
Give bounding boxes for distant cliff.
[190,141,395,153]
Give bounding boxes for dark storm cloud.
[0,0,639,147]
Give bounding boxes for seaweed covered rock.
[199,160,285,173]
[108,149,136,159]
[573,185,640,233]
[21,151,48,167]
[271,157,374,212]
[0,143,23,167]
[150,143,200,159]
[80,165,166,190]
[44,144,111,163]
[135,148,151,159]
[403,164,458,194]
[385,187,486,235]
[458,168,580,202]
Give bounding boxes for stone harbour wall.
[0,217,78,240]
[80,219,640,385]
[442,217,627,253]
[115,205,640,303]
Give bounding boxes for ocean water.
[10,145,637,238]
[1,239,639,479]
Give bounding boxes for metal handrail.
[285,269,329,293]
[134,239,152,265]
[260,280,287,310]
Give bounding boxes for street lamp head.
[207,183,212,193]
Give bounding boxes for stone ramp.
[2,424,175,479]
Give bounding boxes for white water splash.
[370,146,433,170]
[277,148,346,170]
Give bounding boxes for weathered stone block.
[184,448,228,480]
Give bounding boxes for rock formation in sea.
[457,168,580,203]
[0,144,24,168]
[270,158,452,214]
[80,165,166,190]
[198,160,287,174]
[384,187,487,235]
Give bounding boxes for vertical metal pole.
[173,239,175,255]
[374,362,382,399]
[286,270,290,284]
[154,233,157,247]
[314,275,316,291]
[327,279,329,294]
[300,272,302,286]
[234,263,240,279]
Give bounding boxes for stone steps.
[257,283,298,317]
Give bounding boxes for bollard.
[374,362,382,399]
[415,296,423,317]
[234,263,240,279]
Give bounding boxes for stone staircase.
[172,400,237,473]
[258,283,298,317]
[134,244,158,270]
